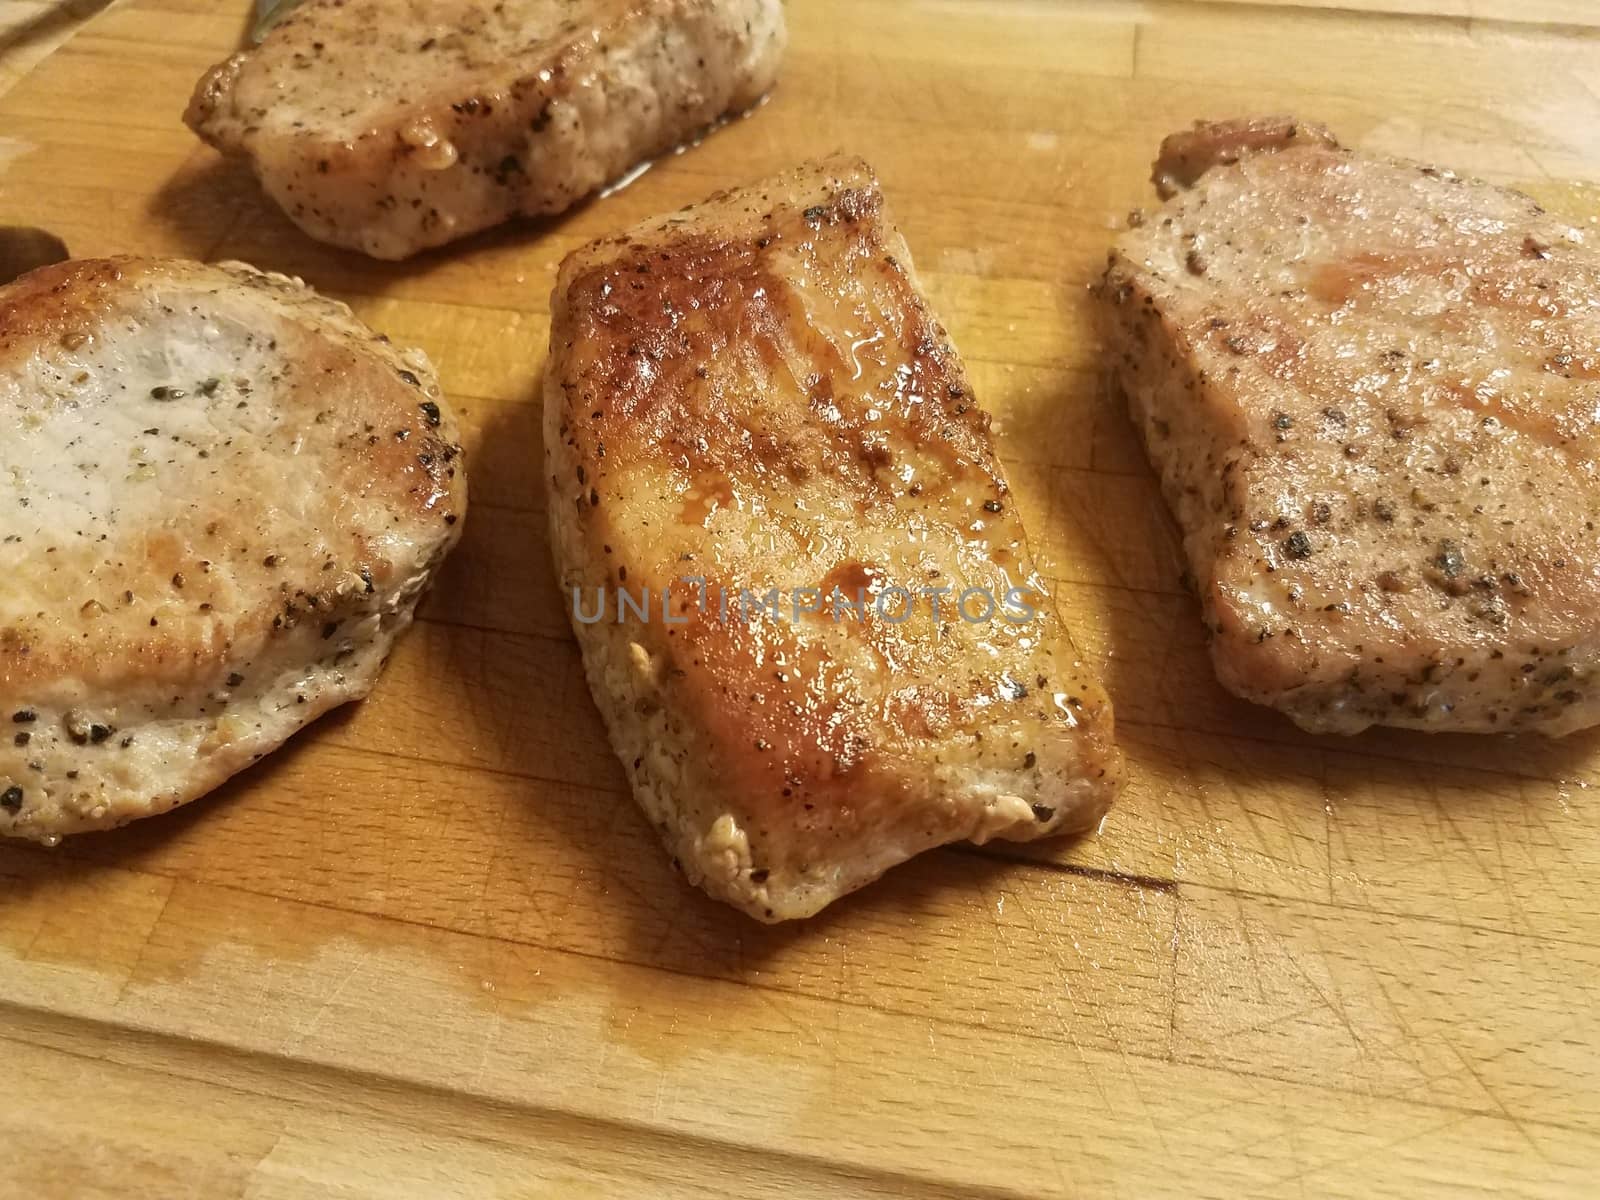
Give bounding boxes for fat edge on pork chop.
[547,156,1123,920]
[1100,117,1600,736]
[186,0,787,259]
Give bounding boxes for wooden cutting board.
[2,1,1599,1194]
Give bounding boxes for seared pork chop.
[547,157,1123,920]
[1101,118,1600,735]
[0,258,465,841]
[186,0,787,259]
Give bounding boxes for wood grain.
[3,0,1600,1195]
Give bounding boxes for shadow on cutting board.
[147,146,601,302]
[145,155,265,262]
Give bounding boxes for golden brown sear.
[547,157,1122,920]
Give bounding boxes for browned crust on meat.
[548,156,1121,919]
[562,191,1001,519]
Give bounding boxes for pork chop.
[1101,117,1600,735]
[0,257,466,842]
[547,156,1123,920]
[186,0,787,259]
